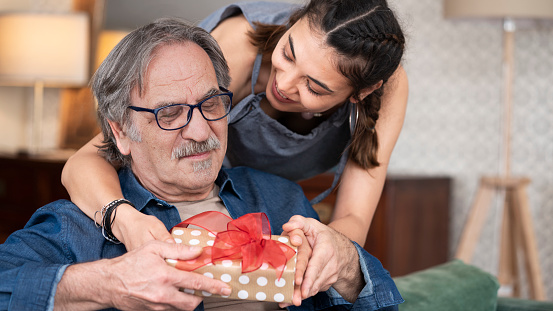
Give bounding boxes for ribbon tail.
[264,240,296,279]
[173,246,213,271]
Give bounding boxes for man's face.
[116,42,228,202]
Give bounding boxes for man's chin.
[192,158,212,172]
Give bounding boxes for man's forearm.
[54,260,114,310]
[53,241,231,311]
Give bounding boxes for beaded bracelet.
[94,199,135,244]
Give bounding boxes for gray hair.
[93,17,230,167]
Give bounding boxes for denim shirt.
[0,167,402,311]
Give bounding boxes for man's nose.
[180,108,211,141]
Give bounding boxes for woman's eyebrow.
[288,34,296,59]
[290,34,333,93]
[308,75,334,93]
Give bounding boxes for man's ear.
[107,120,132,155]
[349,80,383,103]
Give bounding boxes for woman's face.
[266,17,354,113]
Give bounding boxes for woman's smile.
[272,77,297,104]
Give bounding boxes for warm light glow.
[95,30,128,69]
[0,13,89,87]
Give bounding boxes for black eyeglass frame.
[127,87,233,131]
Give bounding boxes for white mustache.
[171,136,221,160]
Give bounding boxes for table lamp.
[0,13,89,154]
[444,0,553,300]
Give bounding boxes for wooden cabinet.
[299,174,451,277]
[0,153,71,242]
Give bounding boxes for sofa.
[393,260,553,311]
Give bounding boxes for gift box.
[165,212,297,303]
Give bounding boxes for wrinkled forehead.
[137,43,218,100]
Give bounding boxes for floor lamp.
[444,0,553,300]
[0,13,89,154]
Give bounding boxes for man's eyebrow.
[151,87,219,109]
[202,87,219,99]
[153,101,175,109]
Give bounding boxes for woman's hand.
[282,215,363,302]
[112,204,175,251]
[278,228,312,308]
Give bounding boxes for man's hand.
[112,204,175,251]
[282,216,364,303]
[55,241,232,311]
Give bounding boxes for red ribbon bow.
[172,211,296,279]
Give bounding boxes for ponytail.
[349,88,383,168]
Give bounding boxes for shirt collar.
[118,167,242,211]
[217,168,242,200]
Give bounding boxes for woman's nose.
[277,71,299,95]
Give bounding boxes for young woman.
[62,0,407,299]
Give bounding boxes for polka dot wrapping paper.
[166,227,297,303]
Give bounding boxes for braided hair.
[248,0,405,169]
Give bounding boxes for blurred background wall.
[388,0,553,299]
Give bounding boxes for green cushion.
[393,260,499,311]
[496,297,553,311]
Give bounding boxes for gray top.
[198,2,354,203]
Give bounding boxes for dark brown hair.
[248,0,405,169]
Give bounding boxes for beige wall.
[388,0,553,299]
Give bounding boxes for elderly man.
[0,18,402,311]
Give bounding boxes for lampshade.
[0,13,89,87]
[444,0,553,20]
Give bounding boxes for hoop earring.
[349,103,359,134]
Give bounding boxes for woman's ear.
[107,120,132,155]
[349,80,383,103]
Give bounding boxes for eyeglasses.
[127,87,233,131]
